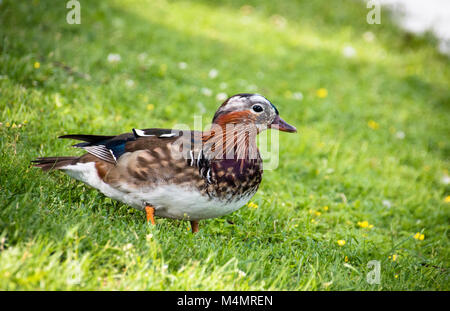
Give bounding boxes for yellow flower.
[337,240,346,246]
[323,206,329,211]
[34,61,40,69]
[357,220,369,228]
[413,232,425,241]
[395,274,399,279]
[357,220,374,229]
[159,63,167,76]
[392,254,398,261]
[247,202,258,209]
[311,218,316,223]
[315,211,322,216]
[444,196,450,203]
[367,120,379,130]
[316,88,328,98]
[344,256,349,262]
[147,104,155,111]
[284,90,292,98]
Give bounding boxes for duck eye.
[252,105,263,113]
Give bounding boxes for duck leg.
[190,220,199,233]
[145,205,156,225]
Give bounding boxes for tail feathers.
[32,156,80,171]
[59,134,115,143]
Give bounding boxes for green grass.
[0,0,449,290]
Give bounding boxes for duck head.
[211,93,297,133]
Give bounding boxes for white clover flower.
[248,84,257,91]
[138,53,147,61]
[293,92,304,100]
[270,15,287,28]
[216,92,228,101]
[201,87,212,97]
[363,31,375,42]
[123,243,133,251]
[208,68,219,79]
[125,79,135,88]
[107,53,121,63]
[178,62,187,70]
[197,102,206,114]
[382,200,392,208]
[342,45,356,58]
[395,131,405,139]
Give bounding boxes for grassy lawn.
[0,0,449,290]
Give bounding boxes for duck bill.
[269,115,297,133]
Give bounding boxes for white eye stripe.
[228,96,243,103]
[250,94,270,105]
[225,97,247,109]
[222,94,272,115]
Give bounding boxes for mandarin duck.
[33,94,296,233]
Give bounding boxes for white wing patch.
[159,133,177,138]
[206,168,211,184]
[81,145,116,164]
[133,129,155,137]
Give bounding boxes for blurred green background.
[0,0,448,290]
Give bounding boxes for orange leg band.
[145,205,156,225]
